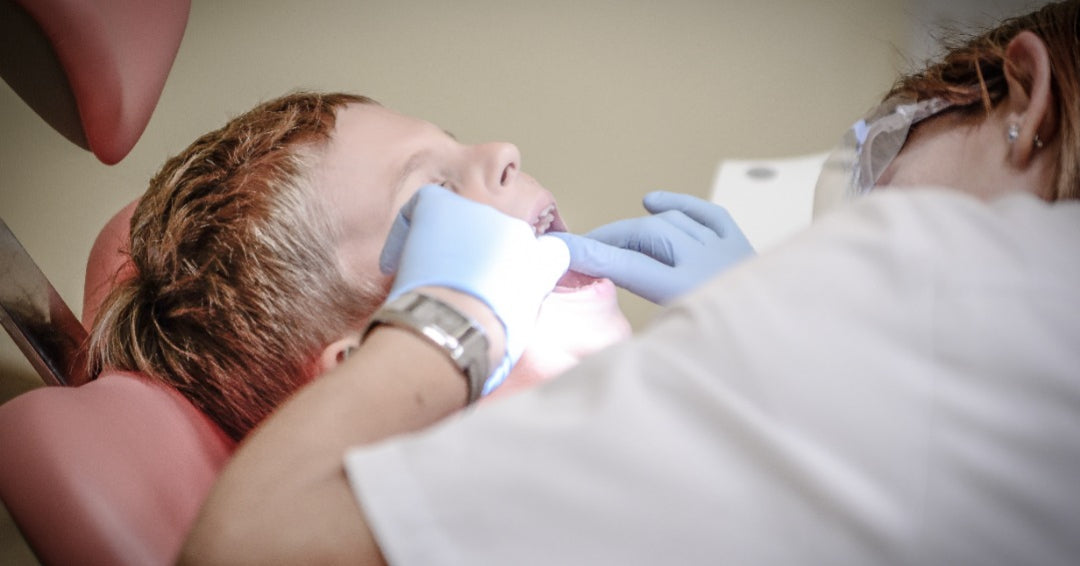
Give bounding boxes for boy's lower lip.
[553,269,600,292]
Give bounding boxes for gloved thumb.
[533,234,572,290]
[377,186,434,274]
[379,208,411,274]
[550,230,657,281]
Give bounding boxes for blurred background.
[0,0,1043,562]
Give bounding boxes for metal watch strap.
[363,292,490,404]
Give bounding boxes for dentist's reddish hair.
[886,0,1079,200]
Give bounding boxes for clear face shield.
[813,96,953,216]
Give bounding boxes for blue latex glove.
[379,184,570,395]
[551,191,753,304]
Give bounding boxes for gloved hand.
[379,184,570,394]
[550,191,753,304]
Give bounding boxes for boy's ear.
[318,332,362,375]
[1003,30,1057,166]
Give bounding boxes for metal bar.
[0,216,88,386]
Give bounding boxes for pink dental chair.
[0,1,237,564]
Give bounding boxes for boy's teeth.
[533,204,556,235]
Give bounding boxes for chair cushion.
[0,372,234,565]
[82,199,138,330]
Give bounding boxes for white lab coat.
[345,188,1080,566]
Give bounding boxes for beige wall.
[0,0,910,386]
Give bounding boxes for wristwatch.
[363,291,491,404]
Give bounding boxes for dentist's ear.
[1003,30,1057,168]
[318,333,362,374]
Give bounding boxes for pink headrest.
[83,199,138,329]
[0,372,234,565]
[4,0,190,164]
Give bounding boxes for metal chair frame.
[1,217,88,386]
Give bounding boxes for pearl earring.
[1008,123,1045,150]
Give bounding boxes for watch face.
[374,292,490,403]
[420,300,471,335]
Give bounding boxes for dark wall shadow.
[0,359,43,406]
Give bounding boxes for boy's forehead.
[321,104,456,198]
[332,104,436,147]
[314,104,450,229]
[320,106,420,187]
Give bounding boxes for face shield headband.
[813,96,953,216]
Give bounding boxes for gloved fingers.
[721,219,754,253]
[378,207,412,274]
[583,215,698,266]
[643,191,738,238]
[497,235,572,312]
[378,184,445,274]
[384,183,542,301]
[652,209,717,244]
[496,239,567,357]
[534,235,572,289]
[551,232,675,302]
[482,234,570,376]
